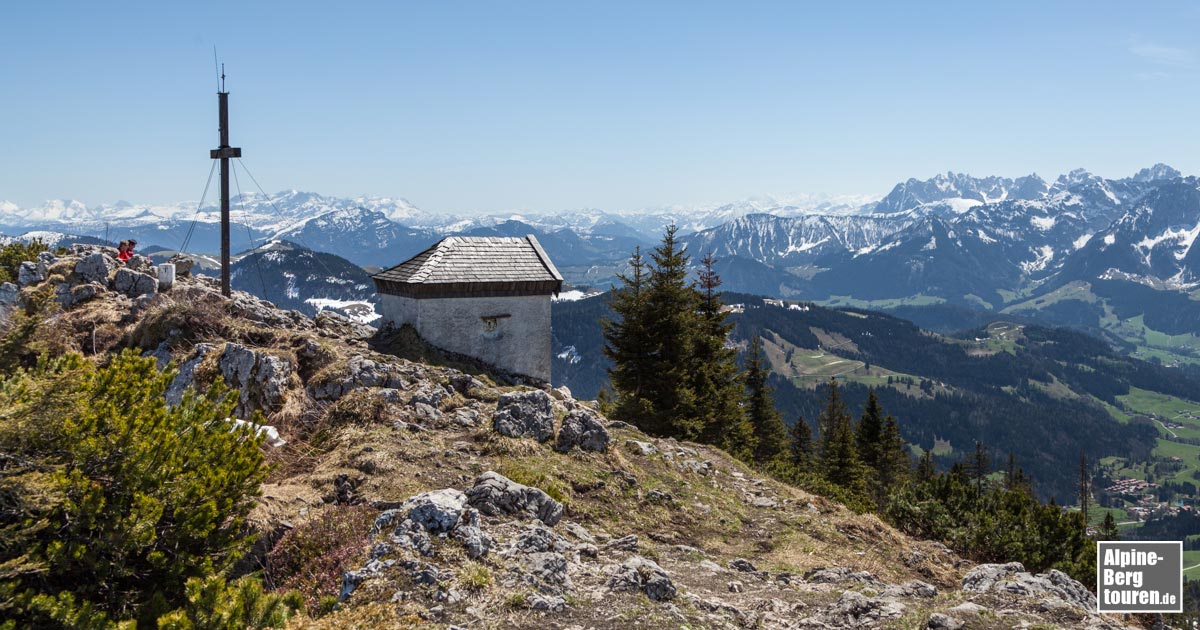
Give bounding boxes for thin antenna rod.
[221,63,226,92]
[213,47,220,91]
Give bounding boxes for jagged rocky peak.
[874,171,1048,214]
[1132,162,1182,182]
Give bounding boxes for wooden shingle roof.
[372,235,563,298]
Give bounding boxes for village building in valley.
[371,235,563,382]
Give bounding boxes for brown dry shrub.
[320,389,389,429]
[127,298,232,350]
[265,504,377,614]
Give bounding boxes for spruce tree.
[1098,511,1120,541]
[602,246,655,427]
[745,336,787,465]
[856,390,884,485]
[787,415,814,473]
[968,441,990,498]
[641,225,701,437]
[876,414,910,497]
[916,449,936,483]
[817,378,866,495]
[1078,453,1091,524]
[692,252,752,456]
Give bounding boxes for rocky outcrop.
[168,253,194,277]
[74,252,116,284]
[492,390,554,442]
[309,354,410,401]
[217,343,293,417]
[608,556,676,601]
[554,408,610,453]
[165,342,292,416]
[465,471,563,526]
[961,562,1096,611]
[113,268,158,298]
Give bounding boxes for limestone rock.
[217,342,294,417]
[961,563,1096,611]
[603,534,639,552]
[806,566,881,585]
[113,268,158,298]
[0,282,18,306]
[394,489,468,533]
[309,355,409,401]
[17,261,43,287]
[165,343,216,406]
[882,580,938,599]
[410,383,451,408]
[830,590,905,625]
[626,439,658,456]
[926,613,963,629]
[75,252,116,284]
[168,253,195,277]
[450,508,491,559]
[608,556,676,601]
[554,408,610,453]
[315,310,376,340]
[465,471,563,526]
[492,390,554,442]
[729,558,758,573]
[55,281,104,308]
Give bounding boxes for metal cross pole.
[209,71,242,298]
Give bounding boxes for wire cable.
[180,161,218,255]
[230,161,270,297]
[235,158,342,281]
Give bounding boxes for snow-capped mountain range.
[4,163,1200,314]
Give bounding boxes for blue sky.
[2,1,1199,213]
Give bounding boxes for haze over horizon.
[3,1,1199,214]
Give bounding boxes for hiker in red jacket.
[117,240,135,263]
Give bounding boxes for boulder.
[608,556,676,601]
[926,613,963,630]
[168,253,195,277]
[729,558,758,573]
[492,389,554,442]
[165,343,216,406]
[806,566,881,585]
[450,508,491,559]
[0,282,18,306]
[881,580,938,599]
[399,489,468,533]
[410,383,451,408]
[554,409,610,453]
[217,342,294,417]
[113,268,158,298]
[75,252,116,284]
[17,261,43,287]
[465,471,563,526]
[58,282,103,308]
[828,590,905,624]
[310,354,409,401]
[626,440,658,456]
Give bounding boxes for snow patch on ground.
[1073,233,1093,250]
[553,290,604,302]
[1020,245,1055,274]
[921,236,938,251]
[556,345,581,364]
[305,298,381,324]
[1103,233,1117,246]
[1030,216,1056,230]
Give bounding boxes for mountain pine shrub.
[0,350,269,627]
